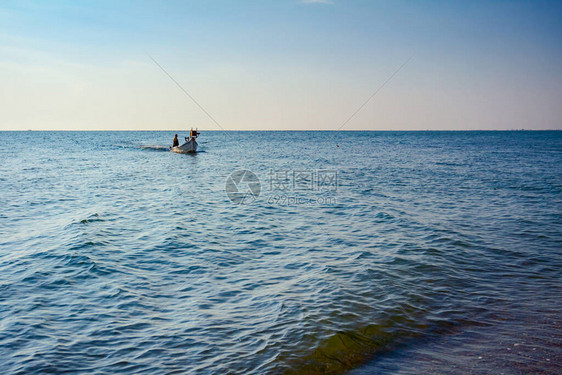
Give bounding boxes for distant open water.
[1,131,561,374]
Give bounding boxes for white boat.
[171,138,198,153]
[170,128,200,153]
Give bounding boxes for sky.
[1,0,561,130]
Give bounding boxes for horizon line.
[1,129,560,132]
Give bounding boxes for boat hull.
[171,139,198,153]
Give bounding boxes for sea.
[1,131,561,374]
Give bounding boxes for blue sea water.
[0,131,561,374]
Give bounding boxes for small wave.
[77,213,104,224]
[140,145,170,152]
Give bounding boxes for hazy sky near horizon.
[1,0,561,130]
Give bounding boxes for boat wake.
[140,145,170,152]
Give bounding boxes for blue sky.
[1,0,561,130]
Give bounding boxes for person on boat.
[190,128,199,139]
[173,134,179,147]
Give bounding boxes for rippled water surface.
[1,131,561,374]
